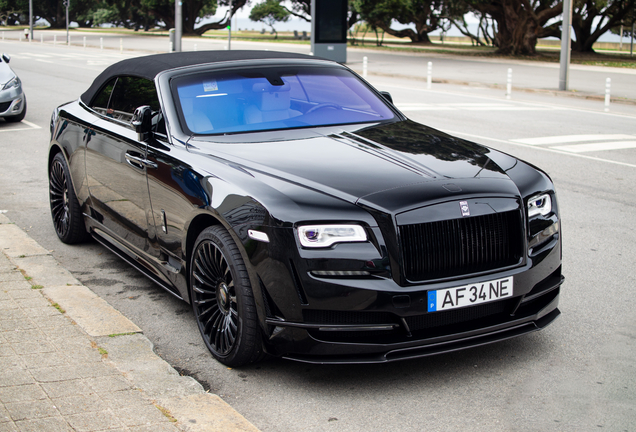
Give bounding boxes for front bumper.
[250,218,563,363]
[0,87,25,117]
[265,269,562,364]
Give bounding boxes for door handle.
[125,153,158,170]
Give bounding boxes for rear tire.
[190,226,264,367]
[49,152,88,244]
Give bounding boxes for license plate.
[427,276,513,312]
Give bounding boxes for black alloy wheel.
[190,226,264,366]
[49,152,87,244]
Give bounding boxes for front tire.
[49,152,88,244]
[190,226,264,367]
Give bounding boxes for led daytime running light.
[298,224,367,248]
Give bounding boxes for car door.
[84,76,162,269]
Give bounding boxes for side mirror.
[2,53,10,63]
[131,105,152,142]
[379,91,393,104]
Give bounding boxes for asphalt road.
[1,38,635,432]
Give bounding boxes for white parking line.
[20,53,52,58]
[512,134,636,145]
[551,141,636,153]
[0,120,41,132]
[398,106,454,111]
[443,129,636,169]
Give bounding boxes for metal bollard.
[83,36,86,49]
[100,37,103,50]
[506,68,512,99]
[41,34,43,43]
[363,56,368,78]
[194,44,198,51]
[604,78,611,112]
[120,38,123,54]
[54,35,57,45]
[68,35,71,47]
[427,62,432,89]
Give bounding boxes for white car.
[0,53,26,122]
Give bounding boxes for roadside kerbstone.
[1,217,259,431]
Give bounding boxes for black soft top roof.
[80,50,318,105]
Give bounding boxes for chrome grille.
[399,210,522,281]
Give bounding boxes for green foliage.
[353,0,467,43]
[249,0,290,38]
[250,0,290,24]
[91,8,119,26]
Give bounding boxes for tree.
[278,0,359,29]
[0,0,24,25]
[467,0,563,55]
[249,0,290,38]
[124,0,238,35]
[353,0,466,44]
[185,0,245,35]
[282,0,310,21]
[571,0,636,52]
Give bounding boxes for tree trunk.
[472,0,562,56]
[374,23,432,43]
[496,17,540,54]
[571,0,635,52]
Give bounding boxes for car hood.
[189,120,520,213]
[0,63,15,86]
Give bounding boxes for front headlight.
[2,76,20,90]
[297,224,367,248]
[527,193,552,218]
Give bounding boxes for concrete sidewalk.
[0,213,259,432]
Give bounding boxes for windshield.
[172,66,396,135]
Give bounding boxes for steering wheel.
[305,103,341,115]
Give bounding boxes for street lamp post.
[559,0,573,91]
[175,0,182,51]
[228,0,233,50]
[63,0,70,44]
[29,0,33,41]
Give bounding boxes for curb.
[0,213,260,432]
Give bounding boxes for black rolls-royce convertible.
[48,51,563,366]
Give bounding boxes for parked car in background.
[48,51,563,366]
[0,53,26,122]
